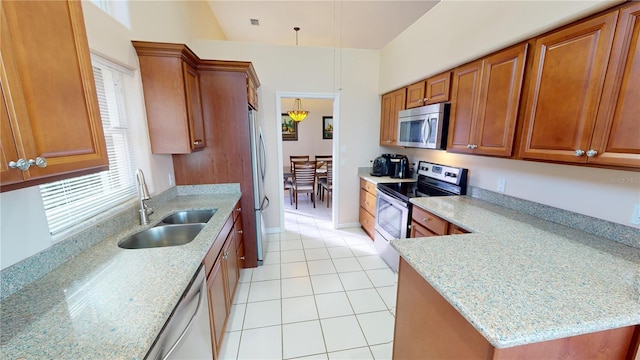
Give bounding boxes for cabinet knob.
[466,144,472,149]
[8,159,30,171]
[423,218,430,222]
[237,230,243,234]
[29,157,47,168]
[423,98,428,102]
[223,251,228,259]
[574,149,585,156]
[471,145,478,149]
[240,256,245,260]
[193,139,203,146]
[236,207,242,212]
[586,150,598,157]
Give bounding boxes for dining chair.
[290,155,310,172]
[292,160,317,209]
[314,155,332,197]
[319,160,333,207]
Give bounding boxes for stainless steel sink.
[118,223,206,249]
[160,209,216,224]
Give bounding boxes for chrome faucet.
[135,169,154,225]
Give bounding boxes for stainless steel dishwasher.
[146,265,213,360]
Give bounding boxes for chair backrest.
[325,160,333,185]
[314,155,332,162]
[293,160,316,185]
[290,155,310,173]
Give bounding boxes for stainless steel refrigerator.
[249,108,269,263]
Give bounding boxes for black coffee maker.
[389,154,411,178]
[371,154,393,176]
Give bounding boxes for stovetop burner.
[376,161,468,202]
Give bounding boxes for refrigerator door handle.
[259,128,267,181]
[260,196,270,211]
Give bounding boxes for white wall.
[190,40,381,229]
[281,98,334,163]
[380,0,624,92]
[380,0,640,229]
[0,1,226,270]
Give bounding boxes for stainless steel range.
[374,161,468,271]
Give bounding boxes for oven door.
[374,191,410,272]
[375,191,410,240]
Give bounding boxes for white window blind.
[40,56,137,237]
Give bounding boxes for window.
[40,56,138,238]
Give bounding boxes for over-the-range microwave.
[396,103,449,149]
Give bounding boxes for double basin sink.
[118,209,216,249]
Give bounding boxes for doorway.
[276,92,340,231]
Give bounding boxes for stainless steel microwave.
[396,103,449,149]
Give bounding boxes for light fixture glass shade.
[288,98,309,122]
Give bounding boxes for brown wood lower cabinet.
[394,258,639,359]
[203,203,244,358]
[359,179,377,240]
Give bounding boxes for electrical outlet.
[168,173,175,187]
[497,178,506,193]
[631,204,640,225]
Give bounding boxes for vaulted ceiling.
[206,1,440,50]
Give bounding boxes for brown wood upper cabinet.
[448,43,528,157]
[1,0,108,191]
[519,6,639,168]
[380,88,406,146]
[133,41,206,154]
[406,71,452,108]
[247,75,259,110]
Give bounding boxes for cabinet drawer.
[359,206,375,238]
[411,206,448,235]
[410,221,437,238]
[360,188,377,215]
[360,179,377,195]
[449,224,470,235]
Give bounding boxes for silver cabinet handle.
[575,150,585,156]
[423,217,430,222]
[8,159,30,171]
[586,150,597,157]
[29,157,47,168]
[466,144,472,149]
[193,139,203,146]
[240,256,245,260]
[471,145,478,149]
[423,98,428,102]
[236,207,242,212]
[223,251,228,260]
[237,230,243,234]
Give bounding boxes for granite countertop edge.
[0,191,242,359]
[392,195,640,349]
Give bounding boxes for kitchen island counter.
[394,195,640,350]
[0,189,241,359]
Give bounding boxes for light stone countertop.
[358,170,417,185]
[394,196,640,349]
[0,192,241,359]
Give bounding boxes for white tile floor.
[218,194,397,359]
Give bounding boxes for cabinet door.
[448,60,483,154]
[223,232,239,306]
[1,0,107,181]
[410,222,437,238]
[474,44,528,157]
[425,71,451,105]
[406,81,426,108]
[207,259,228,353]
[182,62,206,151]
[590,3,640,168]
[1,91,24,185]
[380,88,406,146]
[519,12,618,163]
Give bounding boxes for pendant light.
[287,27,309,122]
[288,98,309,122]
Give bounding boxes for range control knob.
[444,172,457,178]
